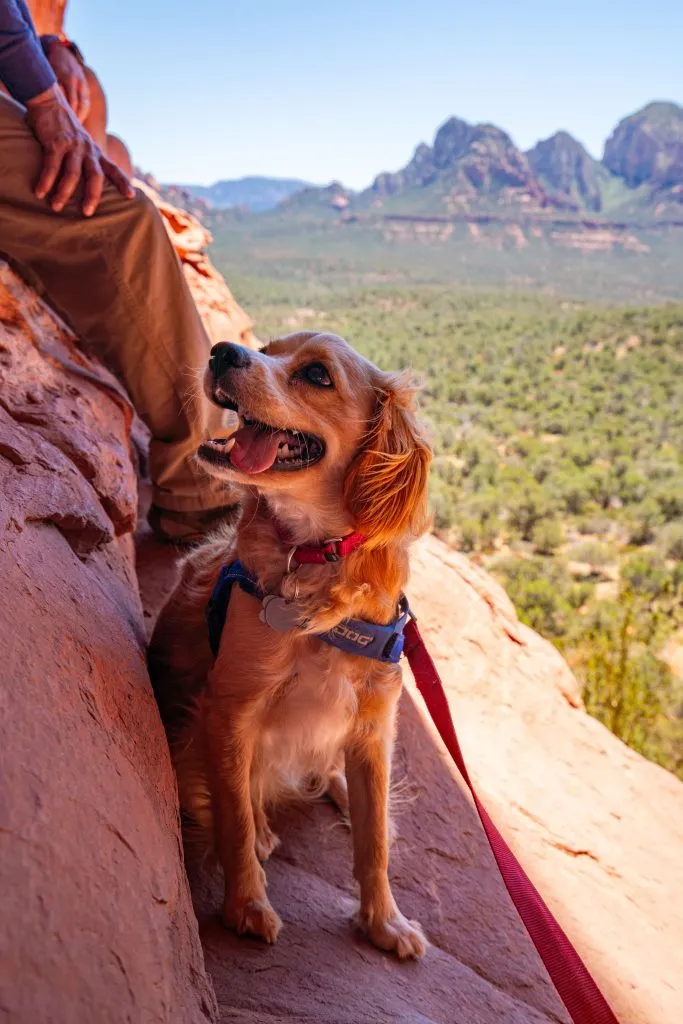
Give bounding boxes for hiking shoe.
[148,504,238,545]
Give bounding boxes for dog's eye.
[302,363,333,388]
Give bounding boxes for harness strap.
[206,560,407,664]
[403,619,620,1024]
[324,597,409,662]
[206,561,260,656]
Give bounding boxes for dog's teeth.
[208,437,235,451]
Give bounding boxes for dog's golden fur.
[149,331,431,958]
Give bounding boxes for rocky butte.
[277,101,683,226]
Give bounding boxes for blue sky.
[66,0,682,189]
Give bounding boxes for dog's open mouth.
[199,415,325,475]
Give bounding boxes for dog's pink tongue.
[230,425,283,474]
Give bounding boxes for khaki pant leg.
[0,94,231,512]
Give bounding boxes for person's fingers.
[64,74,80,115]
[101,156,136,199]
[82,153,105,216]
[35,143,66,200]
[51,149,84,211]
[79,80,91,123]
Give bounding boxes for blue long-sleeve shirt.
[0,0,57,103]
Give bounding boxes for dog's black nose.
[209,342,252,377]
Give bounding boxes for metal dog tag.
[259,594,302,632]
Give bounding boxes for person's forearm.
[0,0,56,102]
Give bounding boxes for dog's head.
[199,332,431,545]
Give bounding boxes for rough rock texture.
[136,524,571,1024]
[0,261,216,1024]
[405,539,683,1024]
[603,101,683,190]
[526,131,608,212]
[139,178,257,348]
[3,216,683,1022]
[367,116,572,214]
[138,531,683,1024]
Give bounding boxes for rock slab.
[0,261,216,1024]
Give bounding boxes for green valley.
[202,99,683,779]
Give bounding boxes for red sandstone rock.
[137,527,683,1024]
[0,261,216,1024]
[3,235,682,1024]
[404,537,683,1024]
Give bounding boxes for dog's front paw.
[224,896,282,944]
[254,822,280,862]
[357,909,427,960]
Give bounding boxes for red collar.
[274,522,366,566]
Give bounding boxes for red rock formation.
[137,532,683,1024]
[2,223,682,1023]
[0,261,216,1024]
[405,538,683,1024]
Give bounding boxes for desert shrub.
[577,515,613,537]
[570,541,614,568]
[578,614,673,763]
[492,557,580,638]
[655,481,683,522]
[531,454,555,484]
[616,469,649,505]
[621,551,681,599]
[432,457,461,487]
[657,522,683,562]
[566,441,595,468]
[532,519,565,555]
[457,518,480,553]
[505,483,556,541]
[645,460,680,482]
[557,475,593,515]
[627,500,663,545]
[567,581,593,609]
[567,561,683,772]
[430,487,458,532]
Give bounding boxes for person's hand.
[44,40,90,122]
[26,85,135,217]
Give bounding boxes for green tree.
[567,555,683,772]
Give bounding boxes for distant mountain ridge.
[170,176,313,212]
[274,101,683,224]
[604,102,683,189]
[526,131,610,213]
[364,117,552,216]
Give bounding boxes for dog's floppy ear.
[344,372,431,547]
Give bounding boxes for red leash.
[403,619,620,1024]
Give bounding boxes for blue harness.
[206,560,410,664]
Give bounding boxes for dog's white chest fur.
[256,645,356,802]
